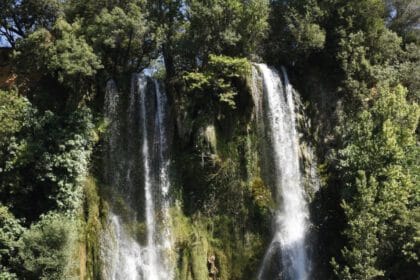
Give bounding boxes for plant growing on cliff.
[183,55,251,109]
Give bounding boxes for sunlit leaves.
[336,83,419,279]
[183,55,250,109]
[86,3,155,74]
[14,18,102,89]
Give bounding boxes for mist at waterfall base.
[254,64,311,280]
[101,70,173,280]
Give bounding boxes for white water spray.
[101,70,173,280]
[255,64,310,280]
[138,74,160,279]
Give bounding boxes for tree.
[0,0,63,46]
[332,172,384,280]
[184,0,269,65]
[0,89,95,220]
[11,18,102,110]
[183,55,251,109]
[85,2,156,76]
[17,213,76,280]
[14,18,102,100]
[266,0,326,64]
[146,0,185,78]
[386,0,420,43]
[334,84,419,279]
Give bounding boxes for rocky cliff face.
[90,63,330,279]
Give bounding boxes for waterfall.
[153,78,173,255]
[101,70,173,280]
[138,73,160,279]
[103,214,144,280]
[254,64,310,280]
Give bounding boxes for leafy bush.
[0,90,95,219]
[17,212,77,280]
[0,206,23,278]
[183,55,251,109]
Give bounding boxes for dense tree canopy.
[333,84,419,279]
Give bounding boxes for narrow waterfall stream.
[153,78,173,255]
[254,64,310,280]
[101,71,173,280]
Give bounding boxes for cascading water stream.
[254,64,310,280]
[138,73,173,280]
[138,74,160,279]
[102,79,144,280]
[154,79,173,254]
[101,70,173,280]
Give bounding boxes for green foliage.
[156,0,268,75]
[0,89,31,149]
[398,43,420,100]
[0,271,18,279]
[183,55,251,109]
[0,90,35,216]
[249,177,274,216]
[82,176,102,280]
[171,206,209,280]
[335,84,419,279]
[0,206,23,278]
[267,0,326,63]
[0,89,95,219]
[17,212,77,280]
[14,18,102,93]
[3,0,157,107]
[386,0,420,43]
[336,31,371,95]
[0,87,96,278]
[172,203,268,280]
[320,0,386,95]
[339,85,418,172]
[173,109,271,279]
[332,172,384,279]
[39,108,96,213]
[286,3,420,278]
[0,0,63,46]
[239,0,270,58]
[184,0,269,60]
[49,19,102,81]
[85,2,156,75]
[291,21,326,52]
